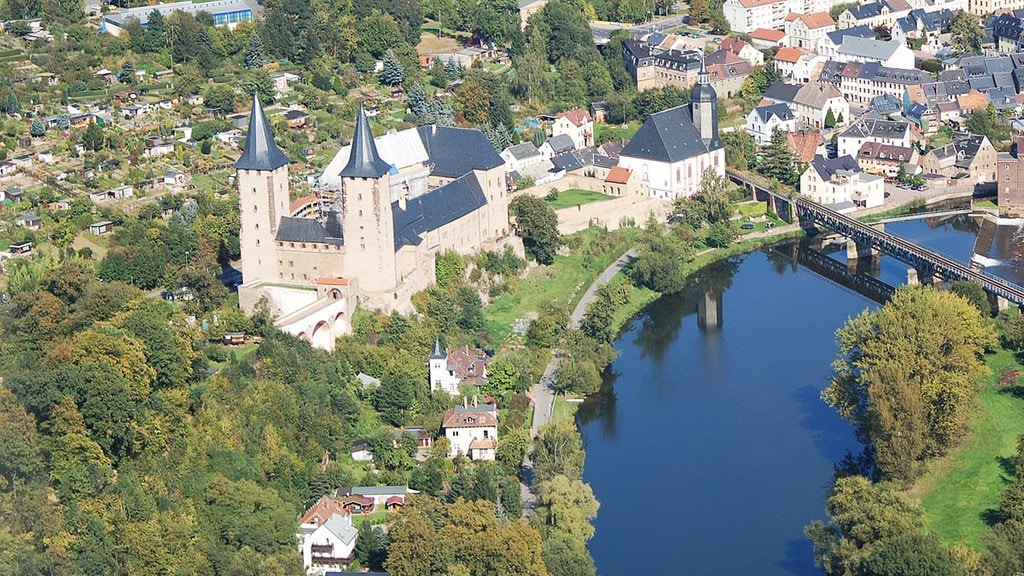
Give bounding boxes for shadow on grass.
[997,384,1024,400]
[980,506,1006,527]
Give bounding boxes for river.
[579,216,1023,575]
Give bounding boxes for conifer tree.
[378,50,404,87]
[824,108,836,129]
[30,117,45,137]
[759,128,798,186]
[245,32,267,69]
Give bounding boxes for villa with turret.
[235,95,519,350]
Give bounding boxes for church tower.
[236,93,290,284]
[691,57,722,150]
[339,105,397,294]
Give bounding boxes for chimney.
[463,396,467,408]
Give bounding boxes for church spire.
[235,92,290,171]
[691,51,720,150]
[340,104,390,179]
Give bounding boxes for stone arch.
[310,321,332,350]
[333,311,348,335]
[329,288,342,300]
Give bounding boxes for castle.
[236,95,517,350]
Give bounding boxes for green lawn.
[596,121,640,144]
[552,397,580,421]
[545,189,615,209]
[915,348,1024,550]
[192,173,228,193]
[484,227,640,342]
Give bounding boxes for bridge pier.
[907,268,936,286]
[847,255,881,277]
[988,292,1011,314]
[698,289,722,331]
[847,239,879,262]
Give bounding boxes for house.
[89,220,114,235]
[144,137,175,158]
[350,439,373,462]
[442,404,498,460]
[622,39,703,92]
[164,170,187,187]
[972,0,1024,17]
[394,426,433,450]
[763,82,850,130]
[0,161,16,177]
[998,135,1024,211]
[719,37,765,66]
[602,166,640,196]
[723,0,836,34]
[992,13,1024,53]
[270,71,301,95]
[297,509,357,574]
[9,241,32,254]
[856,142,920,177]
[539,134,576,159]
[283,108,309,127]
[920,132,997,183]
[14,213,40,230]
[121,102,151,119]
[836,0,911,30]
[619,64,725,200]
[817,25,875,57]
[336,486,410,511]
[800,155,885,208]
[705,53,753,98]
[551,109,594,150]
[100,0,253,36]
[90,185,134,203]
[774,47,809,81]
[834,37,915,69]
[746,102,798,145]
[749,28,789,48]
[785,12,837,50]
[428,340,488,395]
[837,119,917,158]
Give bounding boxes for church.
[618,60,726,200]
[235,95,518,350]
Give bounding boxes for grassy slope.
[915,348,1024,549]
[545,189,615,209]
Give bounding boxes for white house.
[443,404,498,461]
[551,108,594,150]
[834,36,915,69]
[837,118,917,158]
[746,103,798,145]
[501,142,546,173]
[784,11,837,50]
[800,154,885,208]
[719,37,765,66]
[539,134,575,159]
[429,340,489,396]
[763,82,850,130]
[618,65,725,199]
[297,513,357,575]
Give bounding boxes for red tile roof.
[556,108,593,128]
[289,194,317,213]
[787,131,824,163]
[785,11,836,28]
[750,28,787,42]
[300,496,347,526]
[443,406,498,429]
[469,438,496,450]
[857,141,915,163]
[606,166,632,184]
[774,47,807,63]
[735,0,784,8]
[386,496,405,506]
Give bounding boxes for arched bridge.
[727,169,1024,307]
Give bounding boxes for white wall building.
[298,513,357,575]
[801,155,885,208]
[443,404,498,461]
[746,103,798,145]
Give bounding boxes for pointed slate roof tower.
[430,339,446,360]
[340,105,390,179]
[235,93,290,171]
[690,55,722,151]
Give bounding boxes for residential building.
[763,82,850,129]
[817,25,875,57]
[539,134,576,159]
[622,39,702,91]
[336,486,410,510]
[746,102,798,144]
[788,130,826,161]
[706,57,753,97]
[993,13,1024,54]
[836,0,912,30]
[501,142,546,174]
[818,60,932,106]
[834,36,915,69]
[785,11,837,49]
[443,404,498,460]
[920,132,997,183]
[101,0,252,35]
[998,135,1024,211]
[297,511,357,574]
[856,142,920,177]
[774,47,809,80]
[719,37,765,66]
[800,154,885,208]
[239,94,517,351]
[552,108,594,149]
[428,339,489,396]
[618,62,725,199]
[723,0,835,34]
[838,119,918,158]
[750,28,789,48]
[971,0,1024,17]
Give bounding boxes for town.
[2,0,1024,573]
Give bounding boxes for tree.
[454,78,491,124]
[379,49,405,87]
[965,103,1011,145]
[759,127,798,186]
[81,122,105,151]
[721,129,757,170]
[0,78,19,114]
[950,280,990,317]
[510,195,562,265]
[533,474,600,541]
[950,12,982,55]
[30,118,45,137]
[532,418,585,484]
[823,286,996,482]
[0,385,43,488]
[542,533,596,576]
[630,223,695,294]
[244,32,267,68]
[824,108,836,129]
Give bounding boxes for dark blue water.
[580,218,994,575]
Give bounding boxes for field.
[545,189,615,209]
[914,348,1024,549]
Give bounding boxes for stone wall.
[513,175,669,235]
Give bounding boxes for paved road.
[590,13,707,42]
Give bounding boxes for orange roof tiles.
[904,84,926,104]
[957,89,989,111]
[750,28,787,42]
[300,496,347,526]
[606,166,631,184]
[557,108,594,127]
[735,0,784,8]
[775,47,808,63]
[787,131,824,163]
[289,194,317,213]
[786,11,836,28]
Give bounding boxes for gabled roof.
[764,82,802,104]
[824,25,875,46]
[416,125,504,178]
[837,36,902,60]
[276,216,344,246]
[808,154,861,181]
[605,166,632,184]
[340,105,390,179]
[556,108,593,127]
[235,94,289,172]
[787,131,824,162]
[750,28,787,42]
[786,11,836,28]
[550,152,584,173]
[443,405,498,428]
[840,118,912,140]
[619,104,721,164]
[545,134,576,154]
[846,2,884,20]
[505,142,542,161]
[794,83,844,109]
[753,102,796,123]
[392,172,488,249]
[321,514,357,545]
[774,47,807,63]
[858,141,915,163]
[301,496,347,526]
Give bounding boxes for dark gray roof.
[987,56,1015,75]
[847,3,883,20]
[968,76,995,91]
[764,82,801,104]
[809,154,860,181]
[505,142,541,160]
[754,103,795,123]
[938,69,966,82]
[431,339,445,359]
[275,216,344,245]
[993,71,1015,88]
[340,105,390,179]
[550,152,584,173]
[416,125,504,178]
[235,94,290,172]
[825,25,874,45]
[546,134,576,154]
[870,93,902,114]
[620,104,721,163]
[393,173,488,249]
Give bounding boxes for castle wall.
[273,242,347,284]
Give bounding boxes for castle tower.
[236,93,290,284]
[691,57,722,150]
[339,105,397,294]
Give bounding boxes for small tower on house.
[691,56,722,150]
[236,93,290,284]
[429,339,449,394]
[339,105,397,295]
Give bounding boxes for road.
[590,13,705,43]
